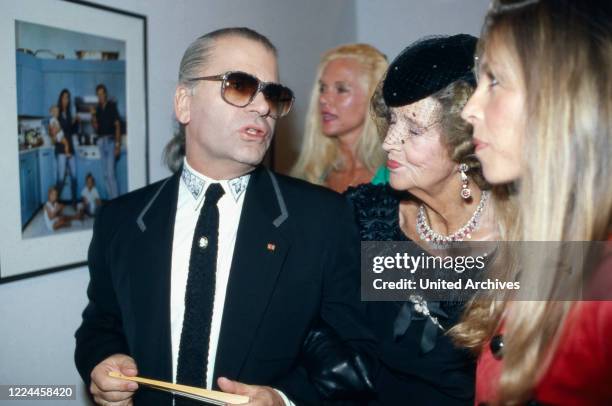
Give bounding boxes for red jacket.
[475,242,612,405]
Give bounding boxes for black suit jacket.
[74,166,376,405]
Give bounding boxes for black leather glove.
[301,320,376,402]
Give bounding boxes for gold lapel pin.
[267,243,276,252]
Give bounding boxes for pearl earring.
[459,163,471,199]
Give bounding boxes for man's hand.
[90,353,139,406]
[217,377,285,406]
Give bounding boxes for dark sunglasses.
[188,71,295,119]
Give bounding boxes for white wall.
[356,0,490,62]
[101,0,357,180]
[0,268,90,405]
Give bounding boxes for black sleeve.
[322,198,377,350]
[310,198,378,401]
[273,196,378,405]
[74,204,130,386]
[272,366,323,405]
[300,321,375,401]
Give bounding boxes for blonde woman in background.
[291,44,388,192]
[457,0,612,404]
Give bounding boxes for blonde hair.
[452,0,612,403]
[291,44,388,184]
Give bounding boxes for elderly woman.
[457,0,612,404]
[353,33,509,404]
[312,34,505,405]
[291,44,388,192]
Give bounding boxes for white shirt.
[170,159,249,389]
[44,201,59,231]
[81,186,100,213]
[169,159,294,406]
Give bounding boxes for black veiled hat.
[382,34,478,107]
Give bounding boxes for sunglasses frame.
[188,71,295,119]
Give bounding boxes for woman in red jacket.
[458,0,612,404]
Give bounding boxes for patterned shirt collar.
[181,158,250,203]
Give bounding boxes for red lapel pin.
[267,243,276,252]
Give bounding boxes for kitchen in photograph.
[16,21,128,239]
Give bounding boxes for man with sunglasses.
[75,27,375,406]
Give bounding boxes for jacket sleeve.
[74,203,130,386]
[271,196,378,405]
[302,197,379,402]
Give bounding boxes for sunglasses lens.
[221,71,294,118]
[263,84,294,118]
[223,72,259,106]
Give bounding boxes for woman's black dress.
[345,183,475,406]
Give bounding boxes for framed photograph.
[0,0,148,282]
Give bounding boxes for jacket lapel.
[212,166,291,387]
[128,171,180,383]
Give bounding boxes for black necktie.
[176,183,225,404]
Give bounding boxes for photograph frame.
[0,0,149,283]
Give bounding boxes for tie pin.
[199,236,209,249]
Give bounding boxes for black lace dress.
[345,183,475,406]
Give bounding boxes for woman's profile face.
[461,43,526,185]
[318,57,369,138]
[383,97,456,193]
[61,92,70,110]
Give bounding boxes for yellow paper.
[108,371,249,405]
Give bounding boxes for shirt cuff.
[273,389,295,406]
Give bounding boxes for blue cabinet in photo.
[16,51,126,119]
[19,149,41,227]
[19,157,28,227]
[16,53,44,117]
[40,57,125,117]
